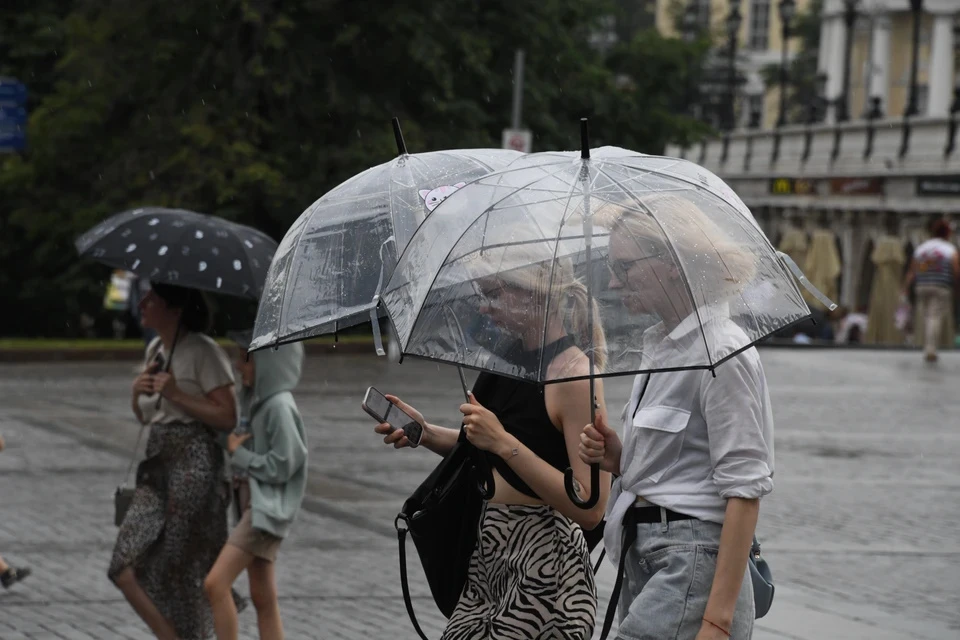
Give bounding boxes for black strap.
[599,511,638,640]
[593,549,606,575]
[397,525,431,640]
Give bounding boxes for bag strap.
[121,338,165,487]
[598,375,652,638]
[396,515,431,640]
[120,424,147,487]
[598,509,638,640]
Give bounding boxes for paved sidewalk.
[1,350,959,638]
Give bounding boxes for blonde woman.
[373,254,609,640]
[580,193,772,640]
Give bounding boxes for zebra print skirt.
[442,503,597,640]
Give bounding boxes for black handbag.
[395,429,492,640]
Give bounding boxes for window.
[693,0,711,32]
[748,0,771,51]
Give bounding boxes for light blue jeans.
[616,515,754,640]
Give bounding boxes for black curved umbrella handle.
[476,463,496,500]
[564,463,600,509]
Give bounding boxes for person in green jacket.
[204,340,308,640]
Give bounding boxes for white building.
[666,0,960,311]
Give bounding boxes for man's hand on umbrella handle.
[579,412,622,476]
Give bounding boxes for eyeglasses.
[607,253,665,284]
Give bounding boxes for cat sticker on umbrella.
[419,182,466,212]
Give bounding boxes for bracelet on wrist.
[702,617,730,637]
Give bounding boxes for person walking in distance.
[903,219,959,362]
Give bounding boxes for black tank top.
[472,335,576,500]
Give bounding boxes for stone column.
[927,8,956,117]
[868,13,891,115]
[825,15,848,123]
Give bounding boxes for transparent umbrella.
[249,119,522,354]
[383,120,830,508]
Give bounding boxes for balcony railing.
[666,115,960,179]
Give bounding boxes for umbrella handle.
[564,464,600,509]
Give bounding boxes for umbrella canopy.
[250,132,522,352]
[76,207,277,299]
[865,235,906,344]
[383,145,814,383]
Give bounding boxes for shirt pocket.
[629,405,691,483]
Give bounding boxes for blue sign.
[0,78,27,152]
[0,78,27,104]
[0,129,26,152]
[0,105,27,124]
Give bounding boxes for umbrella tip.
[392,117,408,156]
[580,118,590,160]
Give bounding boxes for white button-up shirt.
[603,311,775,563]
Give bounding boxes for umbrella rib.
[593,163,716,368]
[395,162,576,352]
[539,164,589,380]
[446,234,610,268]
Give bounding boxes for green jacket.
[230,342,307,539]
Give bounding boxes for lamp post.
[836,0,858,122]
[802,73,828,163]
[900,0,924,157]
[724,3,743,131]
[776,0,797,127]
[904,0,924,117]
[682,3,699,117]
[944,18,960,156]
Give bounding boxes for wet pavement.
[0,347,958,639]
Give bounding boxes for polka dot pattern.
[75,207,276,299]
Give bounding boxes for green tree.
[0,0,709,336]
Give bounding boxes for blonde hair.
[484,248,607,373]
[595,191,757,301]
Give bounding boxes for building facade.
[664,0,960,315]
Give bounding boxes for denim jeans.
[616,515,754,640]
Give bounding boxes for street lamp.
[724,3,743,131]
[682,3,700,118]
[776,0,797,127]
[802,73,828,163]
[836,0,858,122]
[904,0,924,117]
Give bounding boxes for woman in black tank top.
[371,256,611,640]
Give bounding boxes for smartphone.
[362,386,423,448]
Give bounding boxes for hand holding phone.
[362,386,424,448]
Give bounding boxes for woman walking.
[580,194,775,640]
[109,283,242,640]
[373,255,609,640]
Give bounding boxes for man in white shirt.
[902,219,959,362]
[581,194,774,639]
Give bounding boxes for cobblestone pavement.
[0,348,958,639]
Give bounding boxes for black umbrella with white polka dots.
[75,207,277,299]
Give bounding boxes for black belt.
[626,505,697,525]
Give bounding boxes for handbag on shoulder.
[395,429,491,640]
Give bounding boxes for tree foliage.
[1,0,710,336]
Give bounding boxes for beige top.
[137,332,236,425]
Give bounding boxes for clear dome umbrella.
[383,120,833,509]
[249,119,522,355]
